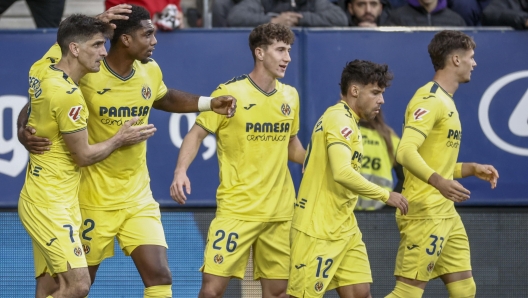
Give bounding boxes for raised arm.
[152,89,236,117]
[62,117,156,167]
[170,124,210,204]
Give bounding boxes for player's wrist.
[198,96,212,112]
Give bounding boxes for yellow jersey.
[78,58,168,210]
[20,50,88,208]
[399,81,461,219]
[196,75,300,222]
[292,101,387,240]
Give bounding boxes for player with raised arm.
[385,30,499,298]
[18,14,155,298]
[287,60,408,298]
[170,23,305,298]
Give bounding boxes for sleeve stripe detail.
[61,127,87,134]
[404,126,427,138]
[327,142,351,151]
[196,122,215,135]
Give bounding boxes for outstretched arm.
[152,89,236,118]
[454,162,499,189]
[170,124,210,204]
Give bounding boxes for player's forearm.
[152,89,200,113]
[288,135,305,164]
[72,136,121,167]
[17,103,30,134]
[396,129,435,183]
[329,145,389,202]
[175,126,206,174]
[459,162,477,178]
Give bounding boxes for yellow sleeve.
[195,84,227,134]
[453,162,463,179]
[328,141,390,202]
[152,60,168,101]
[52,88,88,134]
[405,95,443,138]
[290,88,300,137]
[396,127,435,182]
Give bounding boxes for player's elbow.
[70,153,94,167]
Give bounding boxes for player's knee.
[68,278,91,298]
[144,266,172,286]
[199,286,224,298]
[446,277,476,298]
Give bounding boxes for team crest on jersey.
[314,281,324,292]
[281,103,291,116]
[213,254,224,264]
[340,126,353,140]
[413,108,429,120]
[68,106,82,122]
[82,244,90,255]
[73,247,83,257]
[141,85,152,100]
[427,261,435,273]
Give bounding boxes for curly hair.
[248,23,295,62]
[339,60,393,96]
[57,14,112,55]
[428,30,476,71]
[110,4,151,45]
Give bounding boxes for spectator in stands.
[447,0,491,26]
[213,0,243,27]
[345,0,391,27]
[105,0,183,30]
[0,0,65,28]
[482,0,528,30]
[227,0,348,27]
[385,0,466,26]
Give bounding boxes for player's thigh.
[287,229,349,298]
[329,230,372,291]
[19,200,86,277]
[201,217,262,279]
[394,218,452,282]
[252,220,291,280]
[117,201,168,256]
[432,216,471,279]
[80,207,126,265]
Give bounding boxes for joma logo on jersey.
[413,108,429,120]
[447,129,462,140]
[100,106,150,117]
[352,151,362,162]
[246,122,290,133]
[68,106,83,122]
[142,86,152,100]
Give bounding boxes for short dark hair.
[428,30,476,71]
[249,23,295,62]
[57,14,112,55]
[339,59,393,96]
[110,4,151,45]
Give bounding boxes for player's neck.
[249,68,277,93]
[432,72,459,95]
[55,57,86,85]
[105,49,135,78]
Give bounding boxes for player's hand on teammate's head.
[95,4,132,29]
[117,117,157,146]
[211,95,237,118]
[19,126,51,154]
[429,173,471,203]
[473,163,499,189]
[386,192,409,215]
[170,170,191,204]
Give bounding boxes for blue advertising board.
[1,29,527,207]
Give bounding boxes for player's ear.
[69,42,79,58]
[120,34,131,47]
[452,53,460,66]
[349,84,359,97]
[255,47,264,61]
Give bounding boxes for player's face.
[356,83,385,120]
[78,33,107,73]
[348,0,382,24]
[261,40,291,79]
[129,19,157,63]
[458,49,476,83]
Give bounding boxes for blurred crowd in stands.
[0,0,527,30]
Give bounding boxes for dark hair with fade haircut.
[110,4,151,45]
[339,59,393,96]
[57,14,112,55]
[248,23,295,62]
[428,30,476,71]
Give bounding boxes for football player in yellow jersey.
[385,31,499,298]
[170,23,306,298]
[18,14,156,298]
[18,5,237,298]
[355,109,404,211]
[288,60,408,298]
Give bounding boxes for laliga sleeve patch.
[413,108,429,120]
[68,106,83,122]
[340,126,353,140]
